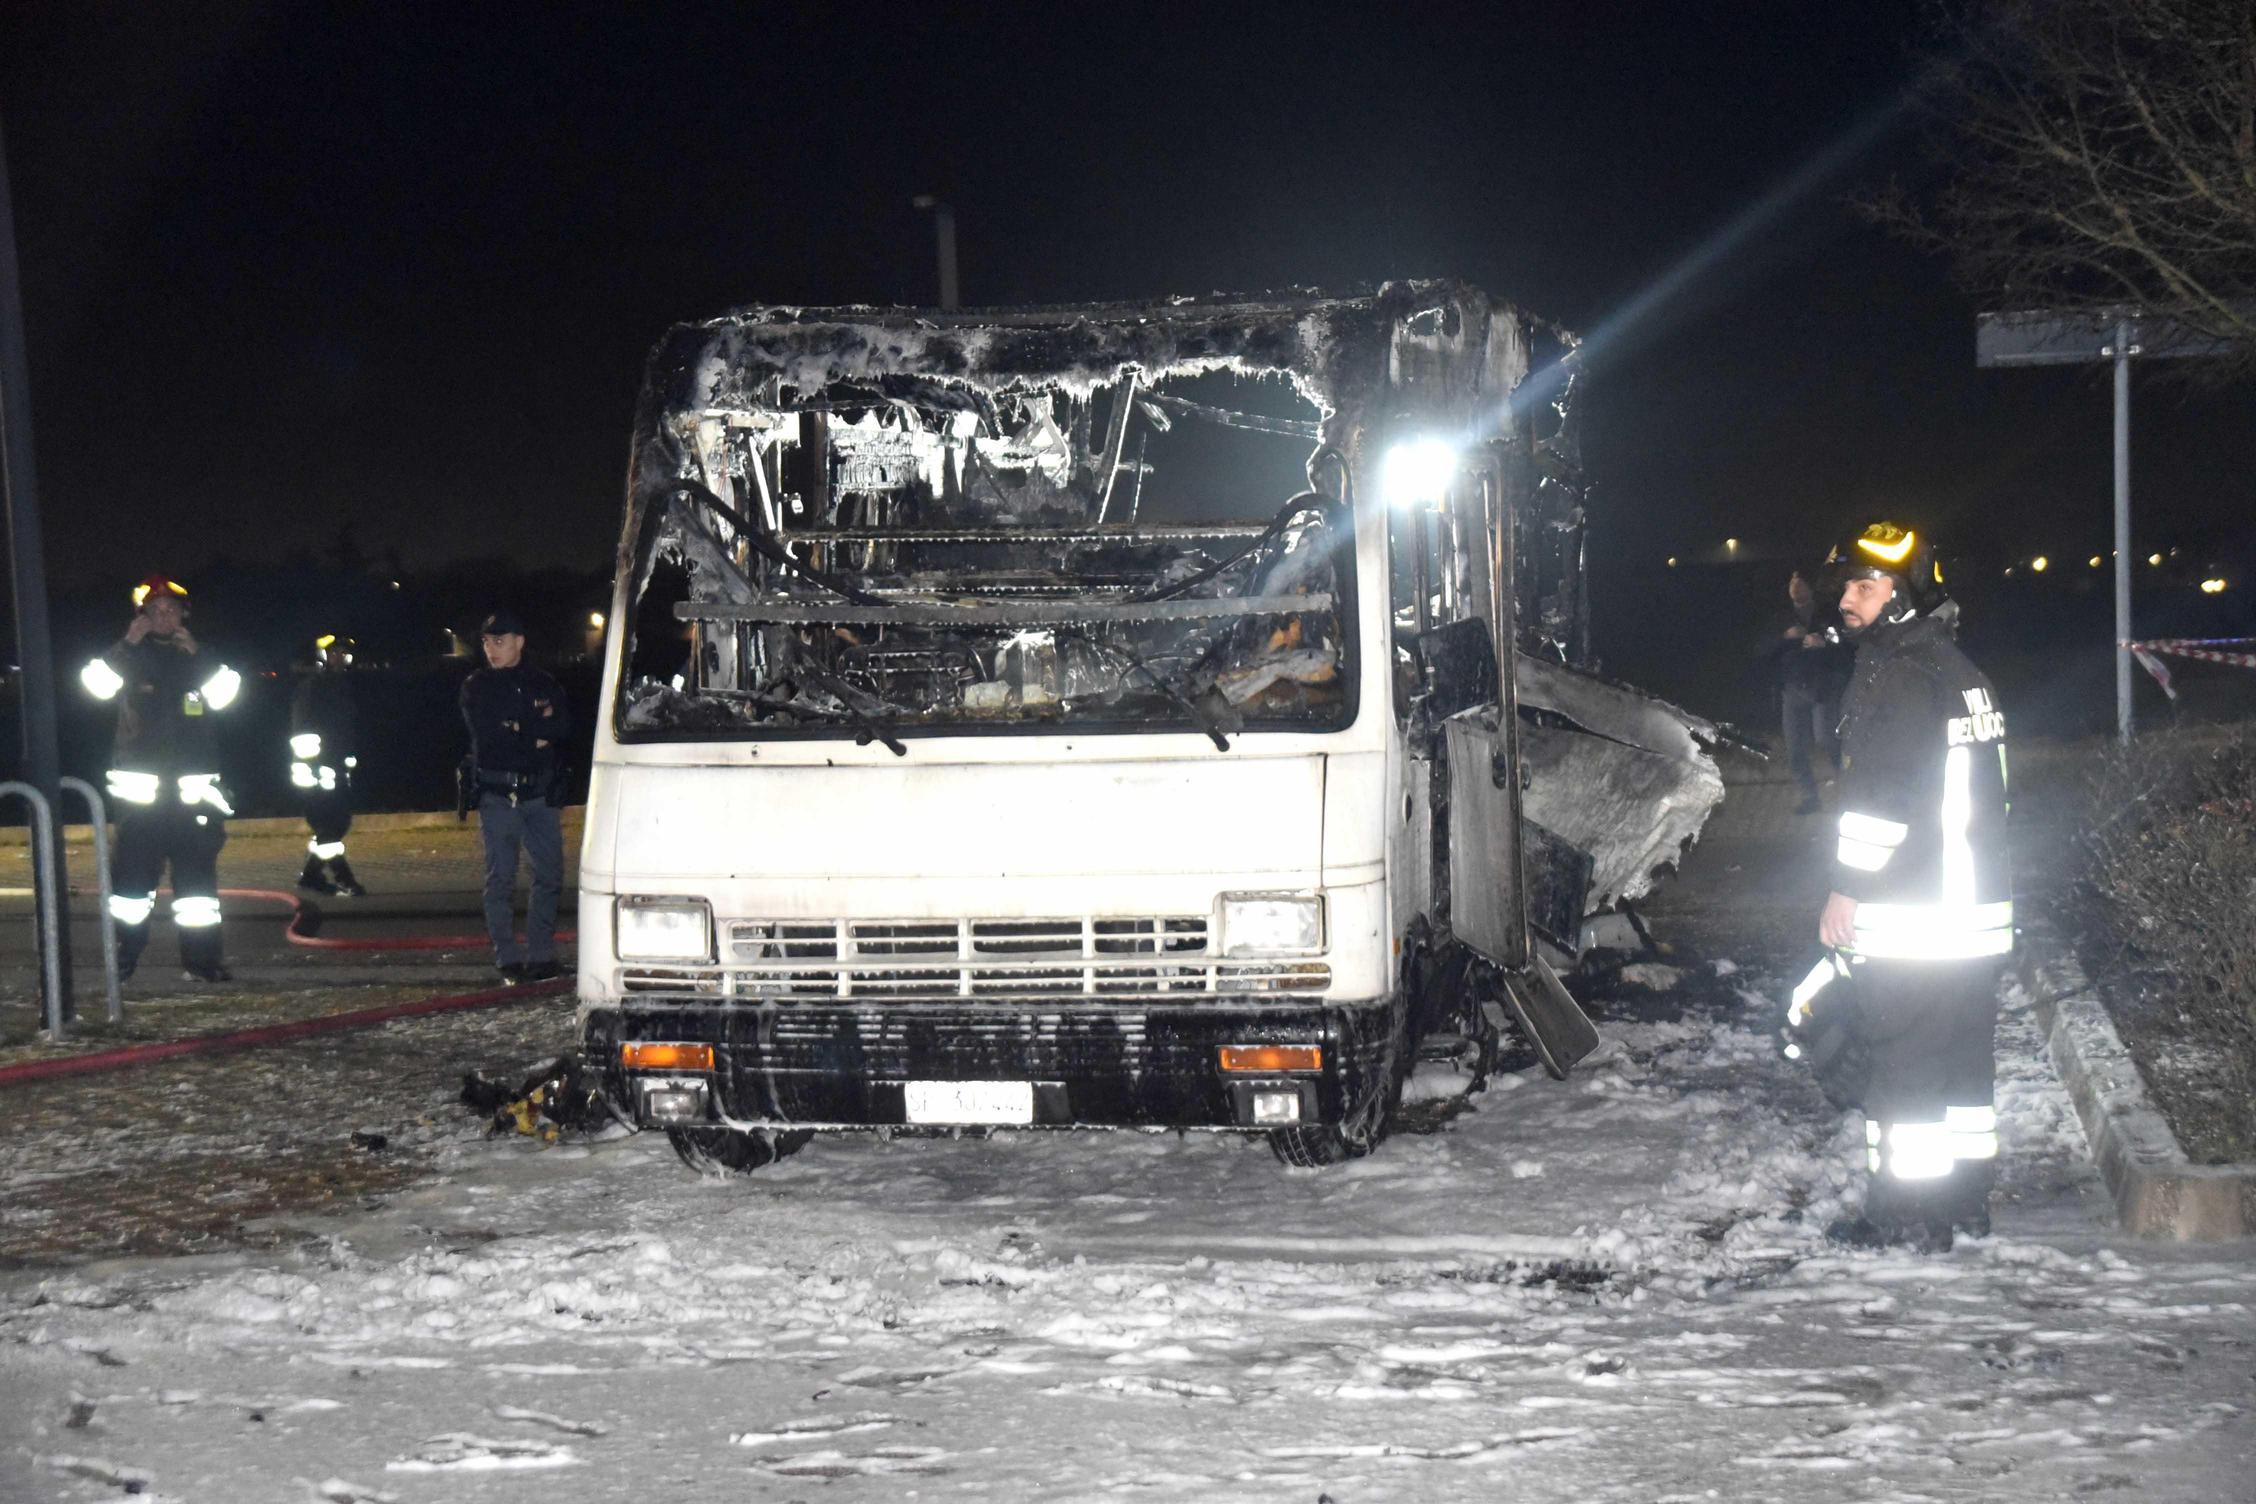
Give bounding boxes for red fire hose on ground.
[220,887,577,952]
[0,977,573,1086]
[0,889,579,1088]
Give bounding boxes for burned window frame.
[610,378,1363,748]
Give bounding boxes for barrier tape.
[2120,637,2256,700]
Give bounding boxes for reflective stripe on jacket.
[1832,608,2013,962]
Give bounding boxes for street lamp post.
[1977,307,2235,744]
[0,113,74,1022]
[911,195,959,312]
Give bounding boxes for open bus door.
[1427,441,1601,1080]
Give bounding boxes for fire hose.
[0,888,579,1087]
[219,887,578,952]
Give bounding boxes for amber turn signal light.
[620,1041,715,1072]
[1219,1044,1322,1073]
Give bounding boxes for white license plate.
[903,1080,1034,1125]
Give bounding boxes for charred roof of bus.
[621,281,1581,564]
[608,282,1593,745]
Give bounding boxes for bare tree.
[1883,0,2256,364]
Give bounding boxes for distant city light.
[389,579,402,590]
[2088,555,2102,568]
[2003,566,2015,578]
[2148,553,2163,566]
[589,611,607,629]
[1724,537,1740,551]
[2030,556,2049,573]
[2201,578,2228,594]
[1666,556,1678,568]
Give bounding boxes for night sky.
[7,0,2254,597]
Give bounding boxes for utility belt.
[478,769,550,803]
[457,754,568,819]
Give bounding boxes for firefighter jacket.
[290,672,360,790]
[1830,606,2012,963]
[78,634,241,813]
[461,663,570,797]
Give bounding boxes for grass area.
[2056,725,2256,1165]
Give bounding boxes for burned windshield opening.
[616,370,1355,743]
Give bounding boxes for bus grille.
[619,915,1330,1000]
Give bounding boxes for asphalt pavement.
[0,815,582,1033]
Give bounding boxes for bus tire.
[1267,1123,1371,1167]
[667,1126,812,1176]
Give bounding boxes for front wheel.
[1268,1121,1379,1167]
[667,1126,813,1176]
[1269,1011,1408,1167]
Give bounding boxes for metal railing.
[0,777,122,1037]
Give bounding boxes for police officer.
[291,633,365,896]
[460,609,569,983]
[1812,522,2013,1248]
[77,575,242,983]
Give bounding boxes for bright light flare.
[2201,578,2228,594]
[1381,439,1459,509]
[589,611,606,630]
[2030,556,2049,573]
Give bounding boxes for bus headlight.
[616,896,713,963]
[1219,893,1324,957]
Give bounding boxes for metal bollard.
[0,780,66,1037]
[58,777,122,1024]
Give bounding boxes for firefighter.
[1814,521,2013,1248]
[460,609,569,983]
[77,574,242,983]
[291,633,365,896]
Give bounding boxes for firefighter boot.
[326,856,366,898]
[114,919,149,984]
[180,923,232,985]
[297,853,339,895]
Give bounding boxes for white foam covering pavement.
[2,970,2248,1502]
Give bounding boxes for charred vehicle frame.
[576,283,1721,1172]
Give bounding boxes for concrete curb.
[2015,931,2256,1240]
[0,807,585,846]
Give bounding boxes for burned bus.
[578,283,1722,1172]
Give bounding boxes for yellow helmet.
[1826,521,1943,610]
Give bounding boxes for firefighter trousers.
[301,785,353,852]
[111,803,228,973]
[1855,958,2002,1231]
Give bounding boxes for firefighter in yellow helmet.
[290,633,365,896]
[77,574,241,983]
[1801,522,2013,1249]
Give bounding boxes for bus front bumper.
[582,998,1400,1132]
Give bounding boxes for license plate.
[903,1080,1034,1125]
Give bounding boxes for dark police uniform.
[80,633,241,979]
[1758,591,1851,807]
[461,633,570,975]
[291,662,363,894]
[1825,602,2013,1236]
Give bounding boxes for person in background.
[77,574,242,983]
[1759,567,1851,814]
[459,610,569,984]
[291,633,365,896]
